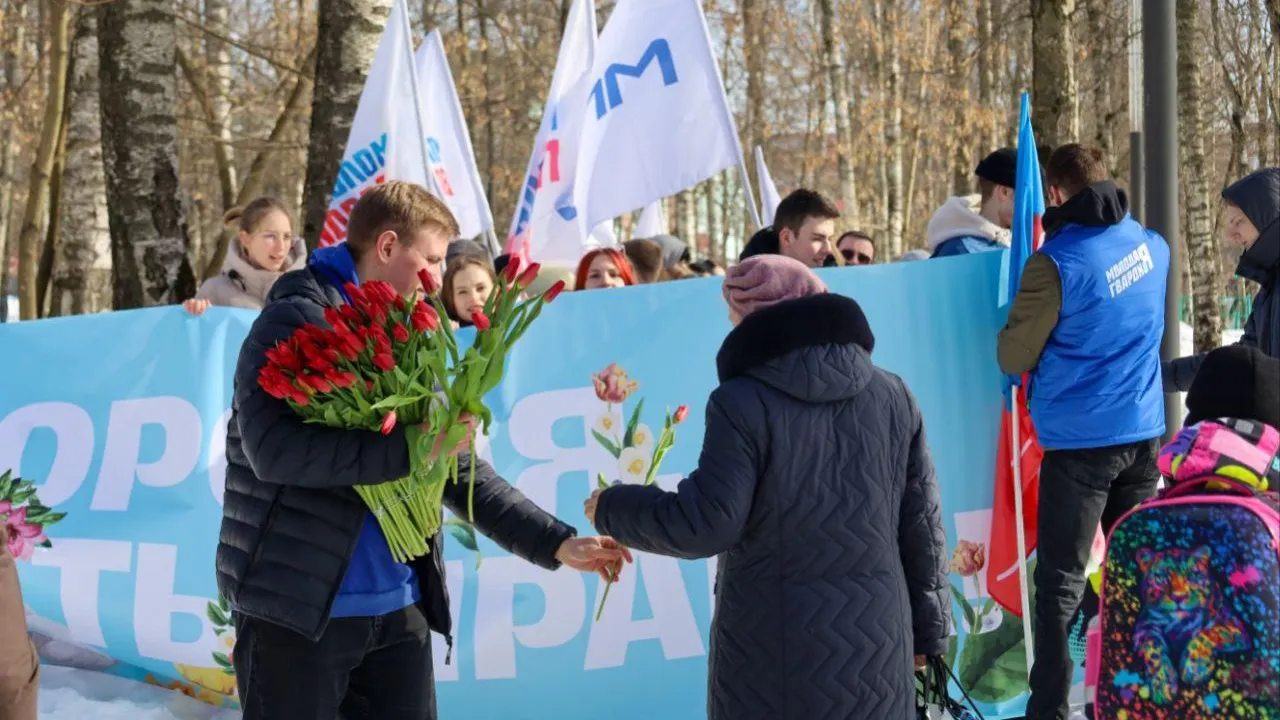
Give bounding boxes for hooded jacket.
[195,236,307,309]
[648,234,691,268]
[927,195,1011,258]
[594,294,950,720]
[1164,167,1280,391]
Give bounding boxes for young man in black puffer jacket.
[216,181,630,720]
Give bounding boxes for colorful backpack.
[1090,418,1280,718]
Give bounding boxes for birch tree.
[1178,0,1222,352]
[0,1,25,323]
[50,10,111,316]
[301,0,393,249]
[884,0,905,257]
[99,0,196,308]
[205,0,236,209]
[819,0,858,228]
[1031,0,1079,147]
[16,0,71,320]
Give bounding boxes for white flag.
[633,201,667,238]
[529,0,746,265]
[414,30,494,240]
[505,0,597,262]
[318,0,428,247]
[755,146,782,226]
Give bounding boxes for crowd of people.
[1,135,1276,720]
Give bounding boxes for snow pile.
[38,666,240,720]
[1180,322,1245,355]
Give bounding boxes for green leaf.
[0,470,13,501]
[945,634,958,670]
[622,398,645,448]
[218,594,230,613]
[41,512,66,525]
[597,472,610,490]
[950,584,977,631]
[38,539,52,549]
[445,520,478,552]
[592,430,622,458]
[206,602,228,628]
[323,405,341,426]
[10,485,36,504]
[212,651,233,669]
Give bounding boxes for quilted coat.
[594,293,951,720]
[215,267,576,646]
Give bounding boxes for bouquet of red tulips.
[257,257,565,562]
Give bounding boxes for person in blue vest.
[997,144,1169,720]
[927,148,1016,258]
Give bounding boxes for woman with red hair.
[575,248,636,290]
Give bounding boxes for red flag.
[986,384,1043,618]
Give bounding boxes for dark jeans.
[233,605,436,720]
[1024,439,1161,720]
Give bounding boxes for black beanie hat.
[975,148,1018,189]
[1184,344,1280,428]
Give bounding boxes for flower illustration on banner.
[945,538,1037,706]
[1,469,67,561]
[588,363,688,621]
[205,595,237,677]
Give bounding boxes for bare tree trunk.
[1085,0,1116,162]
[51,9,112,317]
[707,172,723,261]
[742,0,766,198]
[301,0,394,249]
[205,0,237,210]
[478,0,496,202]
[1031,0,1079,147]
[977,0,997,148]
[819,0,858,228]
[675,188,695,246]
[885,0,905,257]
[0,0,25,323]
[37,58,74,318]
[99,0,196,309]
[947,0,970,195]
[1177,0,1221,352]
[17,0,72,320]
[1208,0,1247,186]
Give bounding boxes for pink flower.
[948,540,986,577]
[0,500,11,515]
[5,506,47,561]
[592,363,639,405]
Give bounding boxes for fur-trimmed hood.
[716,293,876,403]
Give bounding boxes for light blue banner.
[0,252,1059,718]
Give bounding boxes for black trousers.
[233,605,436,720]
[1024,439,1161,720]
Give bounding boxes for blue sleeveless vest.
[1030,216,1169,450]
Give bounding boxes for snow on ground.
[39,666,240,720]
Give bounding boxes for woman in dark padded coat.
[585,255,951,720]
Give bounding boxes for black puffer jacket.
[594,294,951,720]
[1165,167,1280,391]
[216,268,576,645]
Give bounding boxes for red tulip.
[503,255,523,284]
[471,310,492,331]
[380,411,398,436]
[542,279,566,303]
[410,305,439,332]
[345,283,367,306]
[373,353,395,372]
[340,304,362,325]
[289,390,310,407]
[417,268,439,295]
[673,405,689,424]
[516,262,541,289]
[301,373,332,393]
[365,281,396,305]
[323,307,346,330]
[331,371,357,389]
[392,323,410,343]
[366,380,376,392]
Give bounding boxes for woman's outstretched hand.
[555,536,633,582]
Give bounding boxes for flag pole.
[396,0,447,220]
[1009,388,1035,679]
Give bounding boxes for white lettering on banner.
[507,387,613,517]
[93,397,202,511]
[432,560,465,682]
[134,543,219,666]
[474,557,585,680]
[0,401,94,507]
[208,409,232,506]
[31,538,132,647]
[584,552,704,669]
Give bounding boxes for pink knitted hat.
[722,255,828,319]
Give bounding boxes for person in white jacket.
[928,148,1016,258]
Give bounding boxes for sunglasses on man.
[841,248,874,265]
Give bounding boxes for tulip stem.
[595,568,617,622]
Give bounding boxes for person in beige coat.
[184,197,307,314]
[0,542,37,720]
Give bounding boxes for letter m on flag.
[590,38,679,119]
